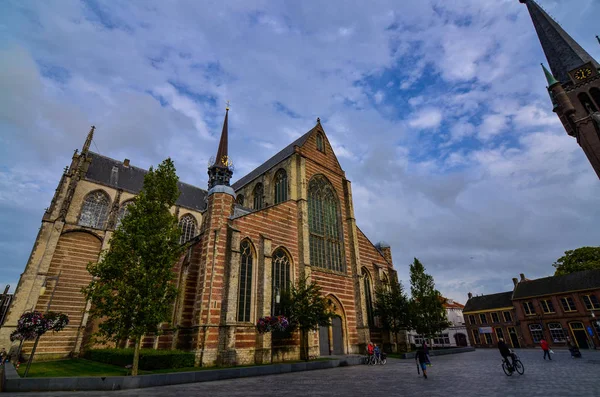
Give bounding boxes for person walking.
[415,344,429,379]
[540,338,552,360]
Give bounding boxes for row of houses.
[463,269,600,350]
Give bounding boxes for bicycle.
[502,353,524,376]
[368,352,387,365]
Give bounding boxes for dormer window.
[316,133,325,153]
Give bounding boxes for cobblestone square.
[5,349,600,397]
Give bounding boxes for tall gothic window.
[115,201,134,228]
[363,269,374,326]
[590,88,600,109]
[308,175,344,272]
[79,190,110,229]
[238,240,253,322]
[253,183,264,209]
[178,214,197,244]
[316,133,325,153]
[272,248,291,315]
[236,194,245,206]
[274,169,288,204]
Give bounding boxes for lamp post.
[40,271,61,312]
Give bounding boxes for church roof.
[231,129,313,190]
[463,291,513,313]
[522,0,600,84]
[85,152,207,212]
[512,269,600,299]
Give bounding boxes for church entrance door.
[319,325,329,356]
[332,317,344,355]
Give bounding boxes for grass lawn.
[17,357,335,378]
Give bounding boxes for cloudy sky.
[1,0,599,302]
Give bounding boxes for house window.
[582,295,600,310]
[547,323,567,343]
[503,311,512,323]
[178,214,197,244]
[472,329,480,344]
[363,269,374,326]
[529,324,543,343]
[273,169,288,204]
[236,194,244,206]
[272,248,291,315]
[484,333,493,344]
[541,299,555,314]
[253,183,264,209]
[238,240,254,322]
[560,297,577,312]
[495,328,504,342]
[316,133,325,152]
[78,191,111,229]
[433,334,450,345]
[469,315,476,325]
[523,301,535,315]
[115,201,134,228]
[491,312,500,323]
[479,313,487,324]
[308,175,344,272]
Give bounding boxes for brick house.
[463,292,521,349]
[0,111,399,365]
[512,270,600,350]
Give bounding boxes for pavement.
[4,349,600,396]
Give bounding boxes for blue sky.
[1,0,599,302]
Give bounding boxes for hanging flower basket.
[256,315,290,334]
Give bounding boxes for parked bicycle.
[367,352,387,365]
[502,353,524,376]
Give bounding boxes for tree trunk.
[300,329,308,361]
[132,335,142,376]
[23,335,41,378]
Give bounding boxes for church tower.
[520,0,600,179]
[207,105,233,189]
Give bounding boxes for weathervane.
[226,100,230,111]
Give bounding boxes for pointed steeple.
[207,105,233,189]
[520,0,599,84]
[82,125,95,154]
[541,63,558,86]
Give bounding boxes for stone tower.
[521,0,600,179]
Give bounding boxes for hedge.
[84,348,195,370]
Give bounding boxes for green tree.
[374,278,410,352]
[82,158,183,376]
[553,247,600,276]
[280,277,336,361]
[409,258,450,342]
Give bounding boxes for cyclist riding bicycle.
[497,338,515,370]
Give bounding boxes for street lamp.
[39,271,61,312]
[275,287,281,305]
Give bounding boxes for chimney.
[123,159,130,167]
[376,242,393,265]
[520,273,526,281]
[512,278,519,287]
[468,292,472,300]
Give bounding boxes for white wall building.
[408,298,470,347]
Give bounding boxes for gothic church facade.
[0,110,397,365]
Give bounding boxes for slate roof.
[463,291,513,313]
[524,0,600,84]
[512,269,600,300]
[231,129,313,191]
[85,152,207,212]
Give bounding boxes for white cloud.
[408,108,443,130]
[478,114,509,141]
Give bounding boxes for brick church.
[0,108,399,365]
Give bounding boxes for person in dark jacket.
[497,338,514,369]
[415,345,429,379]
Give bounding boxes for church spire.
[541,63,558,87]
[82,125,95,154]
[207,105,233,189]
[520,0,599,84]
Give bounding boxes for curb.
[3,356,363,392]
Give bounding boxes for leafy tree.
[374,278,411,352]
[553,247,600,276]
[280,277,336,361]
[409,258,450,342]
[82,159,183,376]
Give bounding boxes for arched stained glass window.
[236,194,245,206]
[274,169,288,204]
[115,201,134,228]
[78,191,110,229]
[253,183,264,209]
[272,248,291,315]
[238,240,253,322]
[363,269,374,326]
[316,133,325,153]
[179,214,197,244]
[308,175,344,272]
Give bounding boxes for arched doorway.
[569,322,589,349]
[455,333,468,347]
